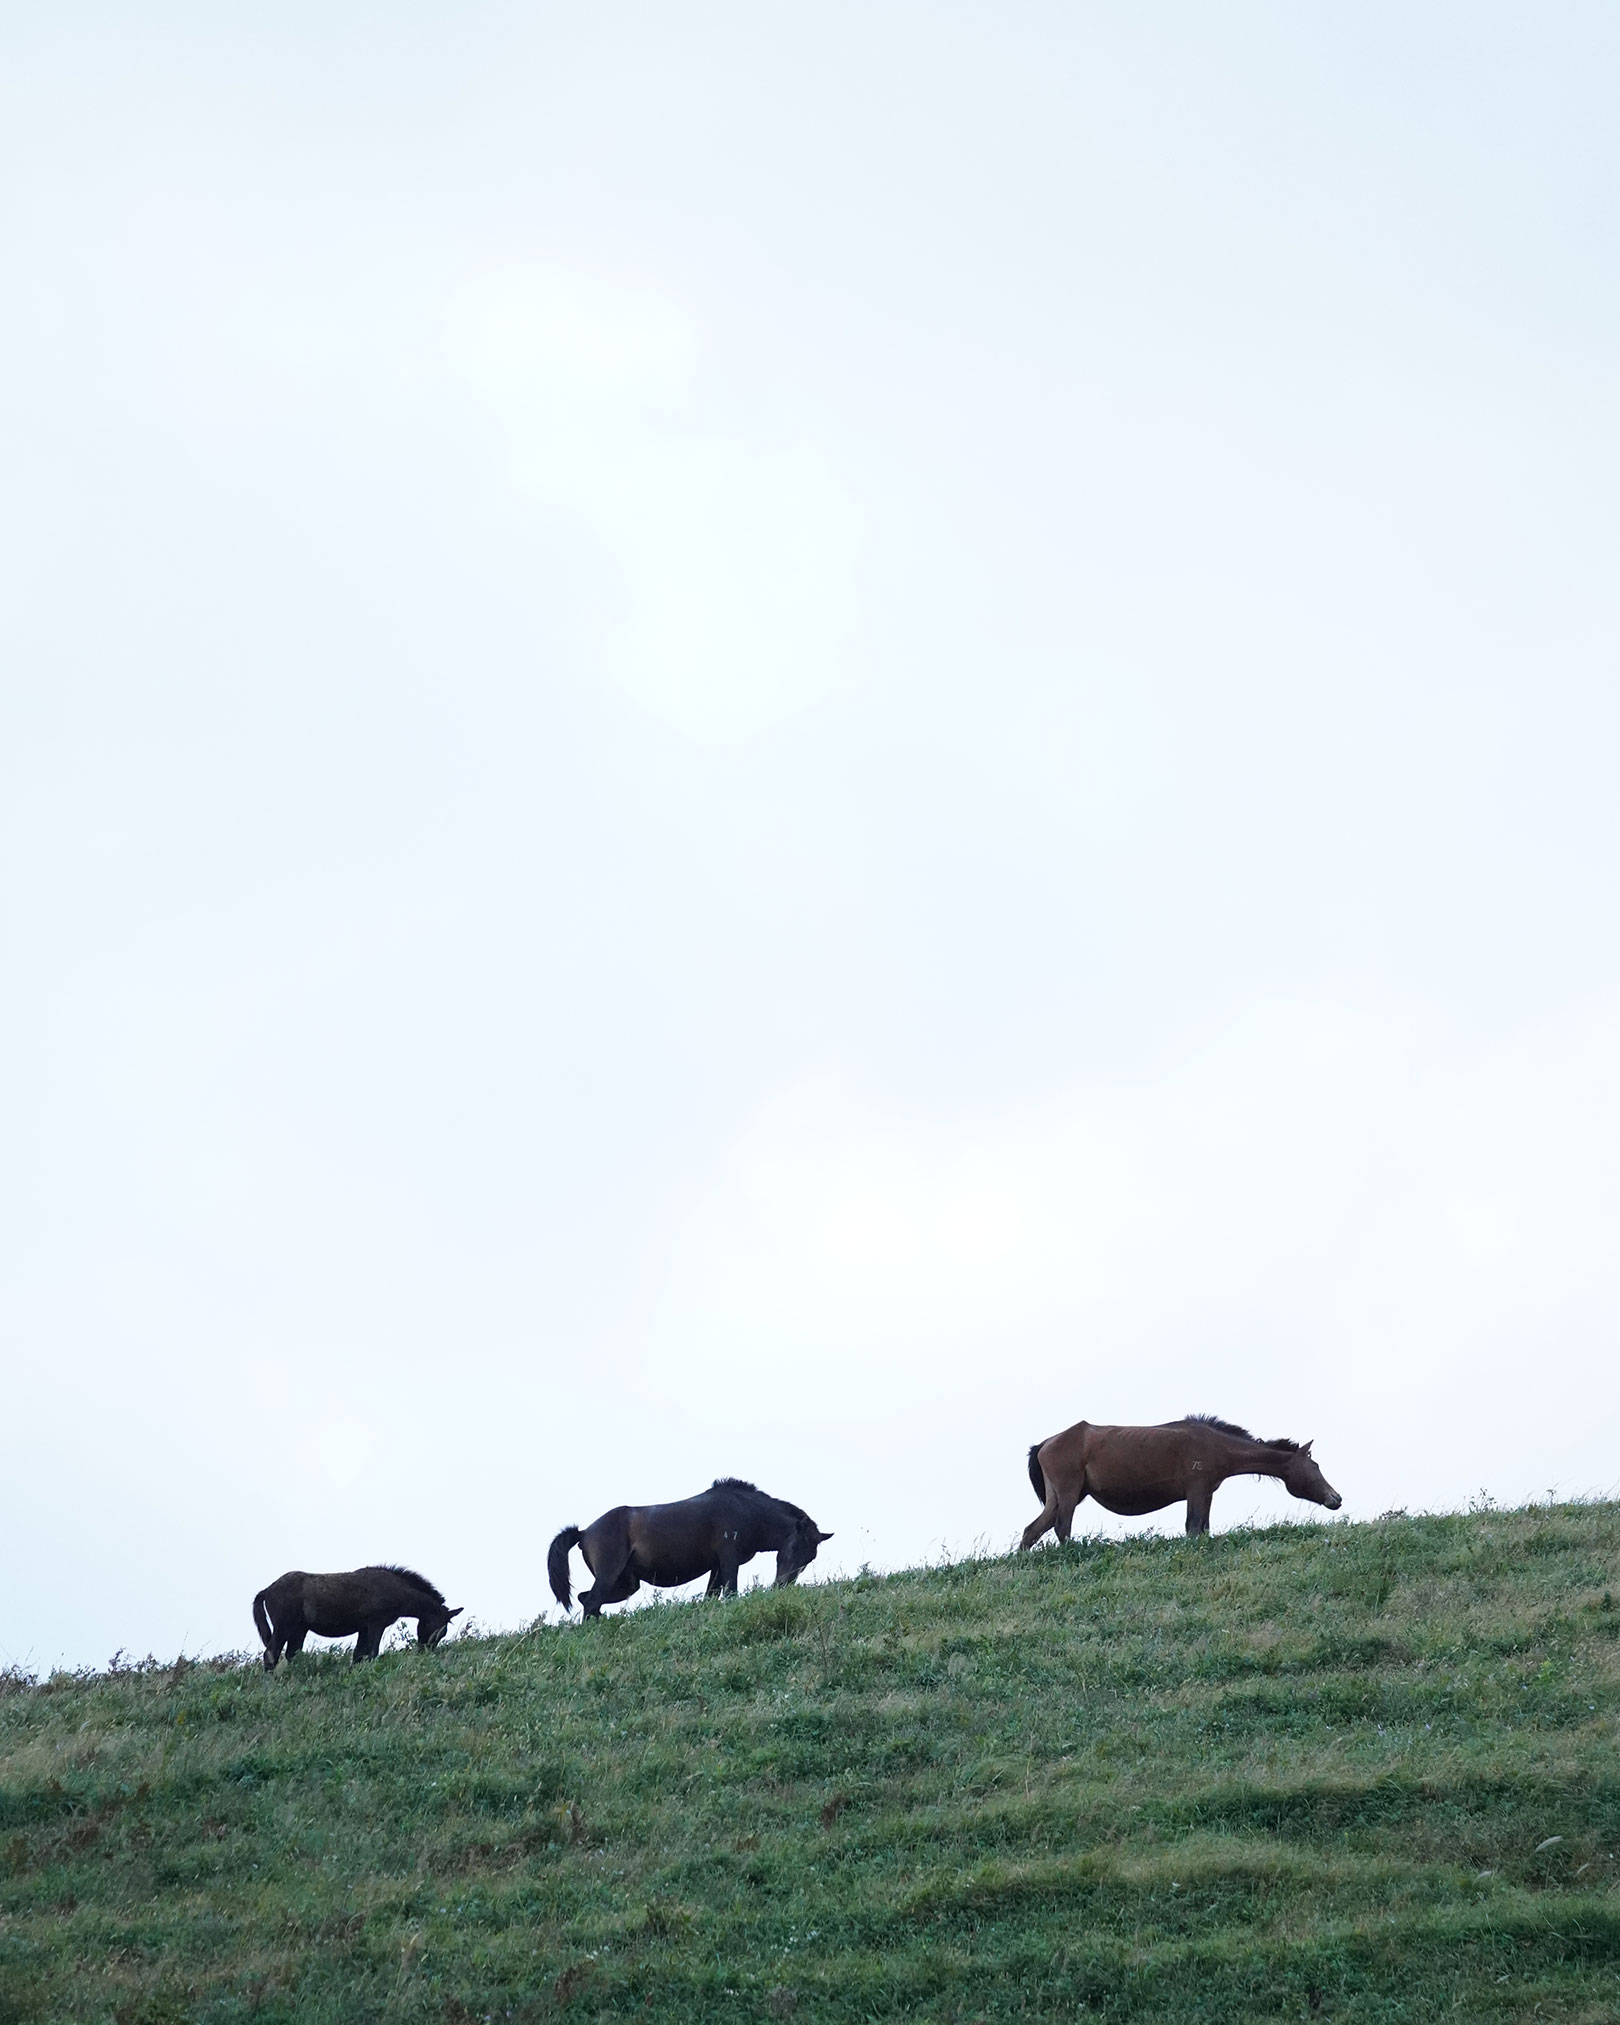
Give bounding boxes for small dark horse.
[548,1478,832,1619]
[252,1565,463,1670]
[1022,1414,1343,1546]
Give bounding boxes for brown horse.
[1021,1414,1342,1546]
[548,1478,832,1619]
[252,1566,463,1670]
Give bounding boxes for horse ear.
[1302,1440,1314,1455]
[817,1530,833,1543]
[447,1606,465,1619]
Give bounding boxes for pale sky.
[5,5,1619,1670]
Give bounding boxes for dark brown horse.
[252,1566,463,1670]
[1021,1414,1342,1546]
[548,1478,832,1619]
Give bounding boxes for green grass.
[4,1504,1620,2023]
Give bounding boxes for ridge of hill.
[3,1505,1619,2023]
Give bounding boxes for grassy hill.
[3,1504,1619,2023]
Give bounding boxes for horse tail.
[1027,1443,1047,1504]
[547,1527,581,1610]
[252,1589,274,1651]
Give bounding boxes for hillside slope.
[3,1505,1619,2023]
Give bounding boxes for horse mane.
[1181,1413,1254,1440]
[711,1478,812,1524]
[1181,1415,1303,1452]
[373,1564,446,1604]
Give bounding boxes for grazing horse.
[548,1478,832,1619]
[1021,1415,1342,1547]
[252,1566,463,1670]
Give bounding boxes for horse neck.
[752,1499,797,1548]
[1212,1432,1292,1481]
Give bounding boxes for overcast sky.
[5,4,1620,1670]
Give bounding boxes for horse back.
[1034,1420,1205,1508]
[621,1493,756,1588]
[1067,1421,1213,1513]
[293,1567,435,1636]
[292,1572,372,1636]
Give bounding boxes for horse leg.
[1053,1484,1085,1543]
[1019,1490,1058,1551]
[706,1552,742,1597]
[580,1544,638,1618]
[1185,1482,1214,1536]
[283,1627,308,1662]
[352,1619,385,1662]
[1022,1471,1085,1550]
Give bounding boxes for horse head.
[418,1604,465,1648]
[775,1518,834,1586]
[1284,1441,1342,1511]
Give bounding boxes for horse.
[548,1478,832,1619]
[1021,1414,1342,1546]
[252,1565,463,1670]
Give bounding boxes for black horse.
[548,1478,832,1619]
[252,1565,463,1669]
